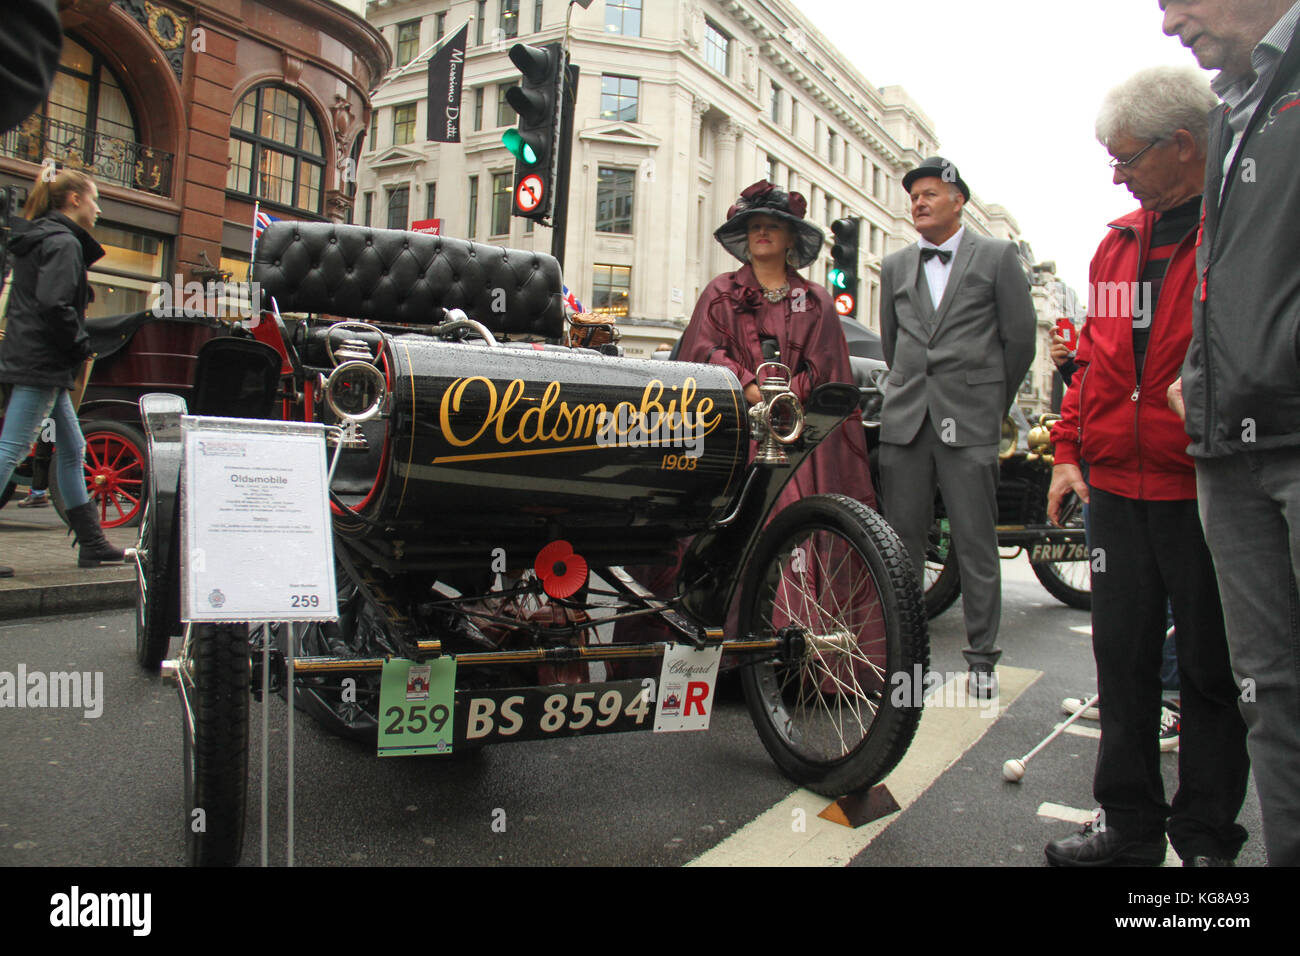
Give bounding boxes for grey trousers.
[1196,446,1300,866]
[880,417,1001,667]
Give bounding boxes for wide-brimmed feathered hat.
[714,180,824,270]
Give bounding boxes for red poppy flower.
[534,540,589,598]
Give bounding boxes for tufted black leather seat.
[253,221,565,340]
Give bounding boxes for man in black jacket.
[1161,0,1300,866]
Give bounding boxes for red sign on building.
[411,218,442,235]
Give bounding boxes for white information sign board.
[181,416,338,622]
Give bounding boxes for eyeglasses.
[1108,139,1164,170]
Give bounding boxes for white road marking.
[1037,802,1095,824]
[686,665,1042,867]
[1063,724,1101,739]
[1069,625,1093,635]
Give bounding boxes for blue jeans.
[1197,447,1300,866]
[0,385,89,508]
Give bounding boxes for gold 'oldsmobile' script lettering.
[436,377,722,463]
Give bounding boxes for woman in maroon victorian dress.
[678,179,875,512]
[613,182,880,680]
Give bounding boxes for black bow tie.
[920,247,953,264]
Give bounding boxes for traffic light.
[829,217,860,318]
[503,42,566,222]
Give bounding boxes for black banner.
[426,23,468,143]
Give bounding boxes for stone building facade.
[358,0,1057,366]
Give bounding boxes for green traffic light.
[829,268,846,290]
[502,128,538,165]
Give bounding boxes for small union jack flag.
[252,204,279,244]
[562,285,584,314]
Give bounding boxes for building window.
[467,175,478,237]
[704,21,730,75]
[436,12,447,40]
[396,20,421,67]
[873,164,884,198]
[387,184,409,229]
[595,166,634,234]
[425,182,437,220]
[473,87,484,131]
[828,129,837,164]
[769,83,782,124]
[534,0,543,32]
[766,154,778,184]
[476,0,487,45]
[89,223,168,317]
[228,84,326,214]
[600,75,638,123]
[500,0,519,39]
[392,103,416,145]
[496,85,513,127]
[368,109,379,149]
[491,171,512,235]
[790,99,798,135]
[825,194,833,226]
[605,0,641,36]
[364,191,374,227]
[814,118,822,152]
[5,35,170,196]
[592,264,631,317]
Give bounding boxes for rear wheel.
[923,517,961,619]
[740,494,929,796]
[1031,492,1091,611]
[180,623,250,866]
[51,421,147,530]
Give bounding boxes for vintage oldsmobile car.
[132,221,929,866]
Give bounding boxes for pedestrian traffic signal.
[830,217,860,317]
[503,42,566,222]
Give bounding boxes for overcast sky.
[797,0,1200,297]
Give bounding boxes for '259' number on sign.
[290,594,320,608]
[384,702,450,735]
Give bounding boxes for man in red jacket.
[1043,66,1249,867]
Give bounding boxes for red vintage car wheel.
[51,422,149,529]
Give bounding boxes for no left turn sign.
[516,174,544,213]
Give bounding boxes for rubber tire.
[134,493,174,669]
[1030,491,1091,611]
[50,420,148,530]
[181,623,250,867]
[740,494,929,797]
[923,517,961,620]
[1032,557,1092,610]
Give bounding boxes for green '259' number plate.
[378,658,457,756]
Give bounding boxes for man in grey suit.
[878,156,1037,697]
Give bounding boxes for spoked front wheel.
[740,494,929,796]
[180,623,250,866]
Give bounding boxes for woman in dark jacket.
[0,168,123,574]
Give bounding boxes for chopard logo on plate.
[434,377,723,463]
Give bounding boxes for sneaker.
[1159,702,1180,753]
[1062,695,1100,721]
[16,491,50,508]
[1045,820,1167,867]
